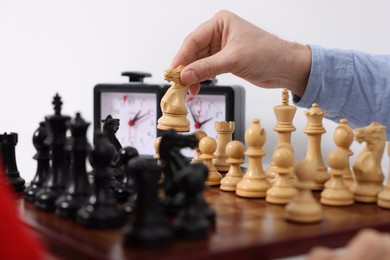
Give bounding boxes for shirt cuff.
[293,45,354,122]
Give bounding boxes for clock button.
[121,71,152,83]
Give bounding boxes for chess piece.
[123,157,173,247]
[153,136,165,184]
[191,130,207,164]
[285,160,323,223]
[153,136,162,164]
[199,136,222,186]
[350,122,386,203]
[116,146,139,203]
[266,143,297,204]
[76,131,125,228]
[55,113,91,218]
[303,103,329,190]
[213,121,235,172]
[35,94,71,211]
[173,163,211,240]
[159,130,198,215]
[157,65,190,132]
[266,89,296,179]
[236,119,271,198]
[377,143,390,209]
[0,132,25,192]
[24,122,51,201]
[320,149,354,206]
[333,119,354,188]
[121,147,140,215]
[220,140,245,192]
[101,114,122,153]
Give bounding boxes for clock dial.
[185,94,226,139]
[181,94,227,157]
[100,92,157,155]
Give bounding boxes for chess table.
[19,187,390,260]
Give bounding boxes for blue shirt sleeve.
[294,45,390,138]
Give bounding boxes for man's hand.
[171,10,311,97]
[308,229,390,260]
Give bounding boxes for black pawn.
[24,122,50,201]
[0,132,25,192]
[35,94,71,211]
[114,146,138,202]
[55,113,91,219]
[76,131,125,228]
[123,157,173,247]
[173,163,211,240]
[159,130,199,215]
[198,164,216,224]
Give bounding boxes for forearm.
[295,45,390,137]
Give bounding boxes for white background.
[1,0,390,182]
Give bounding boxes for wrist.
[280,42,312,97]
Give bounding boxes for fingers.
[307,246,336,260]
[341,229,390,260]
[180,50,231,86]
[188,83,200,96]
[171,16,222,69]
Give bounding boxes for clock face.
[181,93,226,157]
[185,94,226,139]
[100,92,158,155]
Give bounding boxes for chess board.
[19,187,390,260]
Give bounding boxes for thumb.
[180,51,230,85]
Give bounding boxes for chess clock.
[94,72,164,156]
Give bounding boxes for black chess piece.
[35,94,71,211]
[24,122,50,201]
[123,157,173,247]
[197,163,216,225]
[55,113,91,219]
[113,146,139,202]
[101,115,122,153]
[159,130,199,215]
[0,132,25,192]
[173,163,211,240]
[76,131,125,228]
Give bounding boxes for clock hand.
[189,107,198,123]
[194,107,203,129]
[128,111,150,126]
[198,117,213,128]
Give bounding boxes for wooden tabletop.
[19,187,390,260]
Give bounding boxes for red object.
[0,156,45,260]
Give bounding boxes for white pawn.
[199,136,222,186]
[285,160,323,224]
[378,143,390,209]
[191,130,207,164]
[333,119,354,188]
[220,140,245,192]
[153,136,162,164]
[153,136,164,183]
[320,149,354,206]
[266,144,297,204]
[236,119,271,198]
